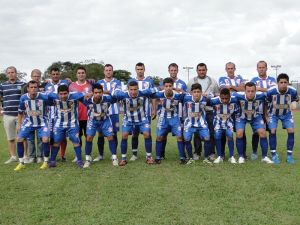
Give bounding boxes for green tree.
[114,70,131,83]
[148,75,161,87]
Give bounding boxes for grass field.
[0,114,300,225]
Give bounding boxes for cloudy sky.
[1,0,300,82]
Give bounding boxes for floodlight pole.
[183,66,193,81]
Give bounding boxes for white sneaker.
[112,159,119,166]
[72,157,78,163]
[261,156,273,164]
[193,153,200,160]
[93,155,104,162]
[37,157,43,163]
[186,158,195,165]
[238,157,245,164]
[203,158,213,164]
[27,158,35,164]
[130,155,138,161]
[213,156,223,164]
[83,161,91,168]
[24,157,30,164]
[4,156,17,164]
[228,156,237,164]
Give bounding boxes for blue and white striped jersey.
[218,75,245,89]
[183,95,208,128]
[49,92,84,128]
[83,95,116,121]
[97,78,121,115]
[233,92,266,121]
[112,88,156,123]
[18,93,50,127]
[267,86,299,116]
[208,96,239,130]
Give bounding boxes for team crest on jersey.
[143,82,149,89]
[286,95,290,102]
[126,99,130,104]
[89,104,93,109]
[25,101,29,108]
[215,105,220,111]
[69,101,74,106]
[108,127,113,132]
[37,100,43,107]
[225,79,229,85]
[241,101,245,107]
[111,83,116,89]
[229,104,234,110]
[188,103,192,109]
[254,102,258,108]
[257,81,260,86]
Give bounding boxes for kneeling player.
[267,73,299,164]
[83,83,118,167]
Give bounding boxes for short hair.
[76,66,86,73]
[31,69,42,76]
[128,80,138,87]
[168,63,178,70]
[191,83,202,91]
[135,62,145,69]
[163,77,174,85]
[225,62,236,69]
[27,80,38,87]
[220,88,230,96]
[196,63,207,70]
[257,60,267,68]
[92,83,103,91]
[277,73,289,83]
[6,66,17,73]
[57,84,69,93]
[245,82,256,89]
[104,64,113,70]
[50,67,60,73]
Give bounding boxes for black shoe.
[155,159,161,164]
[180,159,187,165]
[61,157,66,162]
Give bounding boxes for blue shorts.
[86,118,114,137]
[53,126,80,144]
[214,128,233,139]
[235,115,265,132]
[183,126,210,142]
[109,114,120,133]
[122,120,151,134]
[156,117,182,137]
[268,113,294,129]
[18,125,50,139]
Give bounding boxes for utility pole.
[271,65,281,79]
[183,66,193,81]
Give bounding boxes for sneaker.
[180,159,187,165]
[72,157,78,163]
[213,156,223,164]
[40,162,48,169]
[146,156,154,165]
[130,155,138,161]
[251,153,258,160]
[93,155,104,162]
[208,154,217,161]
[203,158,213,164]
[228,156,237,164]
[193,153,200,160]
[186,158,195,165]
[36,157,43,163]
[48,161,57,168]
[4,156,17,164]
[24,157,30,164]
[112,159,119,166]
[83,160,91,168]
[119,159,127,166]
[272,154,280,164]
[61,157,66,162]
[287,155,295,164]
[261,156,273,164]
[27,157,35,164]
[76,160,84,168]
[155,159,161,164]
[14,163,25,171]
[238,157,245,164]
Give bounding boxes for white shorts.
[3,115,18,141]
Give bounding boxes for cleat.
[36,157,43,163]
[203,158,213,164]
[48,161,57,168]
[23,157,30,164]
[251,153,258,160]
[213,156,223,164]
[93,155,104,162]
[119,159,127,166]
[261,156,273,164]
[180,159,187,165]
[112,159,119,166]
[40,162,48,169]
[76,160,84,168]
[228,156,237,164]
[155,159,161,164]
[208,154,216,161]
[238,157,245,164]
[72,157,78,163]
[5,156,18,164]
[83,160,91,168]
[193,153,200,160]
[61,157,66,162]
[130,155,138,161]
[287,155,295,164]
[186,158,195,165]
[272,154,280,164]
[14,163,25,171]
[146,156,154,165]
[160,156,165,160]
[27,158,35,164]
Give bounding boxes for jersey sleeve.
[18,96,26,113]
[218,77,227,88]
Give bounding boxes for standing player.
[233,82,273,164]
[267,73,299,164]
[112,80,156,166]
[94,64,121,161]
[250,61,276,160]
[14,81,50,171]
[83,83,119,167]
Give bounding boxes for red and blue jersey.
[183,95,207,128]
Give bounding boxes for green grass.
[1,114,300,225]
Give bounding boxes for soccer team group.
[1,60,299,171]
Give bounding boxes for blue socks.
[85,141,93,156]
[287,133,294,156]
[74,146,82,161]
[260,137,268,158]
[50,146,59,161]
